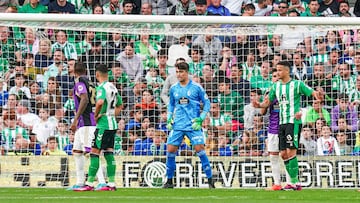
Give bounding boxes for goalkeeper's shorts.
[167,130,204,146]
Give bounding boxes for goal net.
[0,14,360,189]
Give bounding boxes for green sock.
[88,155,100,183]
[104,153,116,183]
[287,157,299,184]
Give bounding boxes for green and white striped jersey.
[331,75,356,95]
[51,42,78,60]
[269,80,314,125]
[1,127,29,151]
[96,81,123,130]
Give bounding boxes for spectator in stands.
[218,77,244,123]
[310,37,329,67]
[122,0,135,14]
[332,62,356,96]
[169,0,196,15]
[299,125,317,156]
[56,58,75,102]
[123,78,146,115]
[43,49,65,91]
[17,99,41,132]
[305,99,331,127]
[336,130,352,155]
[319,0,339,17]
[32,107,56,146]
[103,0,121,14]
[35,38,53,68]
[306,62,334,107]
[291,52,310,81]
[24,53,41,81]
[54,118,70,151]
[18,0,48,13]
[92,3,103,14]
[145,67,164,104]
[199,63,218,99]
[208,99,232,137]
[241,50,260,81]
[187,0,208,15]
[0,46,10,78]
[271,1,288,16]
[116,43,143,82]
[135,89,159,123]
[188,45,205,76]
[106,32,125,63]
[78,0,97,14]
[254,0,273,16]
[76,30,94,58]
[326,30,344,54]
[15,27,38,62]
[242,3,255,16]
[9,73,31,100]
[317,125,340,155]
[288,0,308,14]
[231,33,254,64]
[230,64,250,104]
[51,30,77,61]
[45,77,62,104]
[349,75,360,104]
[149,130,167,155]
[42,136,67,155]
[219,45,237,78]
[0,26,15,60]
[207,0,231,16]
[217,134,232,156]
[331,93,358,132]
[134,32,161,70]
[234,130,261,156]
[193,25,223,64]
[300,0,322,16]
[109,62,131,90]
[244,88,262,130]
[48,0,75,13]
[29,132,42,155]
[0,77,9,107]
[0,110,29,155]
[0,0,9,12]
[148,0,168,15]
[250,61,272,93]
[80,38,107,82]
[3,94,18,111]
[222,0,249,16]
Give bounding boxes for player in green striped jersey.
[76,64,123,191]
[255,61,323,190]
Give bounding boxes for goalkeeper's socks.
[166,152,177,179]
[197,150,212,178]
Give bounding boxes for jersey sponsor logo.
[179,97,189,104]
[143,161,167,187]
[78,85,84,92]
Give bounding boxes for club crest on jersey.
[78,85,84,92]
[179,97,189,104]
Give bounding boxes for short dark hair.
[96,64,108,74]
[251,88,262,95]
[277,61,291,69]
[74,62,87,75]
[175,62,189,72]
[112,62,122,68]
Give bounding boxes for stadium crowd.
[1,0,360,157]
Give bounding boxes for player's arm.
[166,87,176,130]
[94,87,106,122]
[70,83,89,132]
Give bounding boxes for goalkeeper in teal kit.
[163,62,215,189]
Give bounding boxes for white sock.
[96,163,106,184]
[74,153,85,186]
[270,154,281,185]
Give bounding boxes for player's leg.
[190,131,214,189]
[281,123,301,190]
[98,129,117,191]
[75,129,101,191]
[163,130,181,188]
[267,133,281,190]
[86,126,106,189]
[69,127,86,190]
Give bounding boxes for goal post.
[0,14,360,189]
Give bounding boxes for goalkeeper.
[163,62,214,189]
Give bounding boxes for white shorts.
[267,133,279,152]
[73,126,96,152]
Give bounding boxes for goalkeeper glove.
[167,119,173,131]
[192,117,203,131]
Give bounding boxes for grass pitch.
[0,188,359,203]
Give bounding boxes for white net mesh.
[0,14,360,188]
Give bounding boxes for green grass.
[0,188,359,203]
